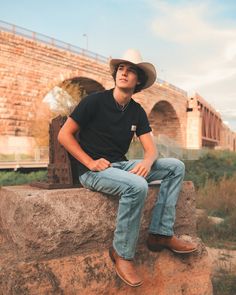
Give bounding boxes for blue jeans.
[79,158,185,259]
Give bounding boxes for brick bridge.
[0,20,235,156]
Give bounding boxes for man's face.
[115,63,140,91]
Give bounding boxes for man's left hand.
[129,160,152,178]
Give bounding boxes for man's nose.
[122,69,128,76]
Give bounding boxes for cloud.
[147,0,236,130]
[176,67,236,90]
[218,109,236,120]
[224,41,236,61]
[149,0,236,43]
[150,1,215,43]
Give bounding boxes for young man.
[58,49,197,287]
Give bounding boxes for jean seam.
[123,194,135,259]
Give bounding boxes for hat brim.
[109,59,156,90]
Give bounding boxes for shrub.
[213,270,236,295]
[184,150,236,188]
[196,176,236,248]
[196,176,236,218]
[0,170,47,186]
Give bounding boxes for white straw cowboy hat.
[109,49,157,90]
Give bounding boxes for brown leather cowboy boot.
[147,234,197,254]
[109,247,143,287]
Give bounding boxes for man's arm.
[129,132,157,177]
[58,117,110,171]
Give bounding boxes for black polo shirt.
[70,89,151,176]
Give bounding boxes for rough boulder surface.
[0,182,213,294]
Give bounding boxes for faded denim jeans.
[79,158,185,260]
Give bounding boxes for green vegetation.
[183,150,236,249]
[184,150,236,188]
[196,177,236,250]
[184,150,236,295]
[0,170,47,186]
[213,270,236,295]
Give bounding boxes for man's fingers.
[90,158,111,171]
[130,164,148,177]
[99,158,111,169]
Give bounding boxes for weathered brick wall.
[0,31,112,137]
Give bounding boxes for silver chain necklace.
[114,99,131,112]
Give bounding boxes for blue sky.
[1,0,236,130]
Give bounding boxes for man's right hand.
[88,158,111,171]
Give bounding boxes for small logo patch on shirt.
[131,125,137,131]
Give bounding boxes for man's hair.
[112,64,147,93]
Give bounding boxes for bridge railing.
[0,147,49,169]
[0,20,188,96]
[0,20,109,64]
[156,78,187,96]
[127,136,208,161]
[0,142,208,170]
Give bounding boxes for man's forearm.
[58,131,93,169]
[143,149,158,166]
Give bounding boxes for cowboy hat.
[109,49,157,90]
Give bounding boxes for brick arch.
[34,71,111,122]
[31,74,109,146]
[60,77,105,95]
[38,69,112,102]
[148,100,182,145]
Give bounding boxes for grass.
[196,176,236,249]
[195,175,236,294]
[213,270,236,295]
[0,170,47,186]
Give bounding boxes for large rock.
[0,182,196,261]
[0,182,213,294]
[0,245,212,295]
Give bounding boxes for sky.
[1,0,236,130]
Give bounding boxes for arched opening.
[148,100,182,146]
[43,77,105,115]
[65,77,105,94]
[31,77,105,147]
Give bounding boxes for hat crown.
[121,49,143,64]
[109,48,157,91]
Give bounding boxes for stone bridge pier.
[0,182,213,294]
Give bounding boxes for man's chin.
[117,85,135,93]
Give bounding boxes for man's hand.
[129,160,153,178]
[88,158,111,171]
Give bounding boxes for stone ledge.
[0,181,197,261]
